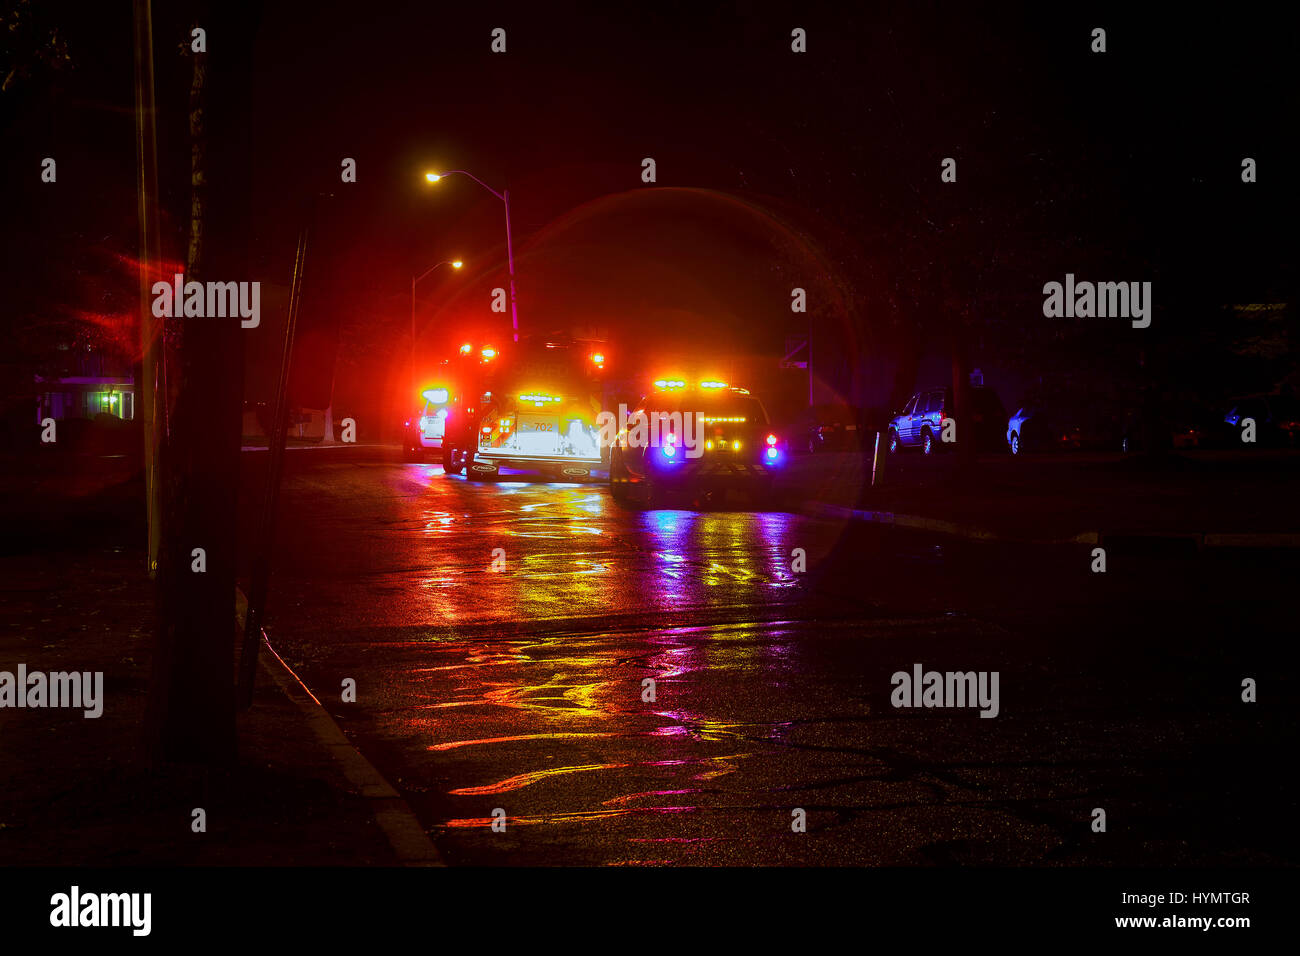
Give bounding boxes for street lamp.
[411,258,464,395]
[424,169,519,343]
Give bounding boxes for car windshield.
[648,393,769,424]
[483,346,601,397]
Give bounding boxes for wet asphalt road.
[245,449,1297,866]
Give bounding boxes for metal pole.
[503,188,519,342]
[132,0,163,576]
[411,274,417,398]
[807,312,814,407]
[238,222,309,708]
[872,427,887,487]
[410,262,447,393]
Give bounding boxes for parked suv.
[887,386,1005,455]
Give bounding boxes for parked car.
[887,386,1005,455]
[1005,398,1123,456]
[1120,397,1221,453]
[1223,395,1300,447]
[796,402,865,453]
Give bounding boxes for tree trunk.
[144,0,254,765]
[321,403,335,443]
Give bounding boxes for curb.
[802,501,1099,546]
[1102,531,1300,551]
[1202,532,1300,549]
[804,501,1300,550]
[236,589,443,866]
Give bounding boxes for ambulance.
[402,384,451,460]
[402,347,486,461]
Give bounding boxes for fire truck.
[441,335,610,480]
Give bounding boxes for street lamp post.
[411,258,463,394]
[425,171,519,342]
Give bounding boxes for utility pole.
[410,274,417,400]
[503,188,519,342]
[132,0,163,576]
[239,210,312,708]
[808,309,814,407]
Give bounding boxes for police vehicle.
[608,379,784,507]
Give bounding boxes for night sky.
[2,1,1294,423]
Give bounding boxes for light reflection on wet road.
[253,455,1294,866]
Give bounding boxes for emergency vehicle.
[441,336,610,480]
[608,378,784,507]
[402,349,488,461]
[402,385,451,459]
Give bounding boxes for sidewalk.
[784,448,1300,546]
[239,437,396,452]
[0,467,404,865]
